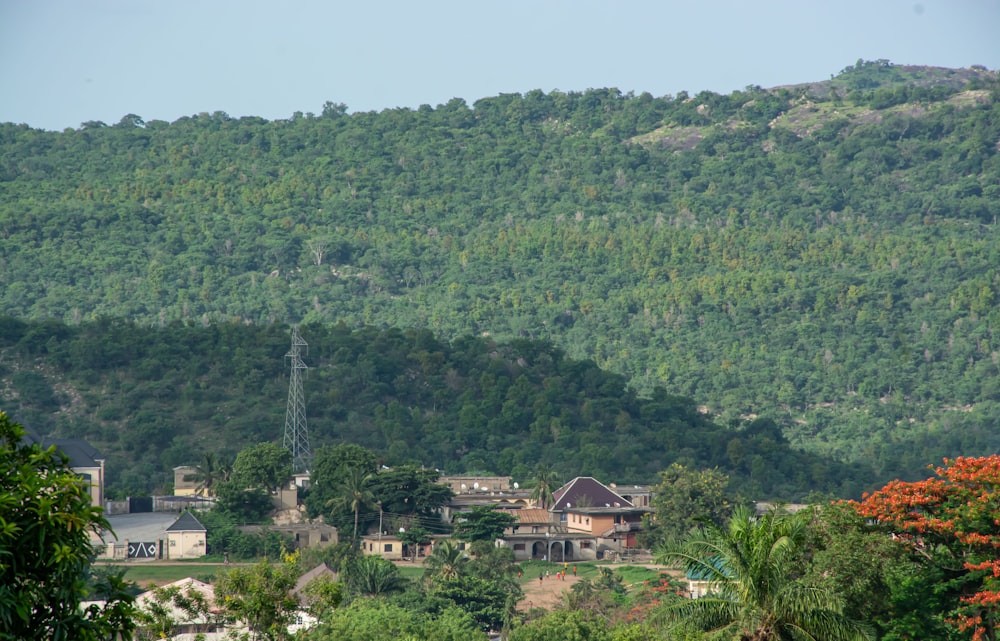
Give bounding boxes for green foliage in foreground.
[0,319,871,500]
[656,506,872,641]
[0,412,136,640]
[305,599,487,641]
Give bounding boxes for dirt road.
[518,570,582,611]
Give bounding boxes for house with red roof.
[503,477,649,563]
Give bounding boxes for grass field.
[103,558,670,592]
[98,562,226,588]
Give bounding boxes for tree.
[853,455,1000,641]
[399,526,433,559]
[343,555,407,598]
[326,467,376,543]
[801,501,915,637]
[298,573,344,622]
[453,505,516,543]
[529,464,558,510]
[308,598,486,641]
[508,609,613,641]
[423,539,470,583]
[306,444,378,520]
[232,442,292,493]
[214,480,275,524]
[467,540,521,587]
[0,412,136,640]
[134,580,222,640]
[215,558,300,641]
[366,465,453,528]
[655,506,872,641]
[645,463,734,547]
[183,451,225,497]
[432,575,512,633]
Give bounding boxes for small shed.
[166,511,207,559]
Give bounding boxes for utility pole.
[282,326,312,474]
[377,501,383,552]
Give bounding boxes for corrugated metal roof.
[515,508,552,524]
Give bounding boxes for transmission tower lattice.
[282,326,312,473]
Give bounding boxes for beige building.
[23,433,105,509]
[172,465,202,496]
[166,512,207,559]
[439,475,513,494]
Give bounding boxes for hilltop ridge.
[1,61,998,491]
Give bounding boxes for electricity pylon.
[282,326,312,473]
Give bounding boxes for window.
[384,544,393,552]
[560,513,567,522]
[514,544,525,551]
[586,518,590,525]
[581,542,592,549]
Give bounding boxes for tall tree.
[231,442,292,493]
[306,444,378,520]
[453,505,516,543]
[183,452,224,497]
[327,467,376,543]
[529,464,558,510]
[655,506,872,641]
[215,558,300,641]
[365,465,453,527]
[645,463,735,548]
[0,412,136,640]
[853,455,1000,641]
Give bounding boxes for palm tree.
[183,453,220,497]
[325,468,375,543]
[422,539,469,583]
[655,506,872,641]
[344,555,406,597]
[529,464,557,510]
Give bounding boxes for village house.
[360,532,450,561]
[502,477,650,563]
[22,432,105,508]
[172,465,201,496]
[165,511,207,559]
[550,476,648,557]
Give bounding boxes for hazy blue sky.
[2,0,998,131]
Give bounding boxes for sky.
[2,0,999,131]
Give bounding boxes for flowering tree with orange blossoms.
[853,455,1000,641]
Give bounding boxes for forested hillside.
[0,318,867,499]
[2,60,999,484]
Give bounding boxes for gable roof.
[48,438,104,468]
[20,432,103,468]
[550,477,634,511]
[135,578,219,617]
[166,511,207,532]
[293,563,336,597]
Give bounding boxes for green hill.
[1,60,998,485]
[0,318,868,500]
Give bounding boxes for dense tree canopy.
[0,320,869,500]
[1,64,998,492]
